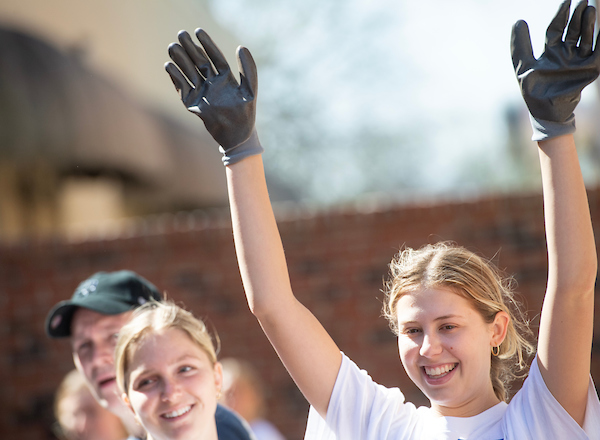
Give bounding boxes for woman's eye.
[179,365,194,373]
[441,325,456,331]
[136,377,156,389]
[405,328,421,335]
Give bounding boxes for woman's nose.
[419,332,442,357]
[161,379,182,402]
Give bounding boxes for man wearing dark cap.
[46,270,255,440]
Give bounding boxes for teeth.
[424,364,456,378]
[163,405,192,419]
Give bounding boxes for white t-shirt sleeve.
[304,353,418,440]
[502,355,600,440]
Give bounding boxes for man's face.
[71,309,133,412]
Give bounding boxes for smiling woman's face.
[125,327,222,440]
[396,287,503,418]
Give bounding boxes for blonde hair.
[115,300,218,395]
[382,242,535,402]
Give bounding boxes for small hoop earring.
[491,345,500,356]
[216,389,222,400]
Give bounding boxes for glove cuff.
[219,129,264,166]
[529,114,576,142]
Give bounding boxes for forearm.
[225,155,342,416]
[538,134,597,296]
[226,155,294,316]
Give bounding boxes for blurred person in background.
[220,358,286,440]
[54,369,127,440]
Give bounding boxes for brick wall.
[1,189,599,439]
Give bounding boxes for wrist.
[529,114,575,142]
[219,128,264,166]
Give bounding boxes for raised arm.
[165,29,342,417]
[511,0,599,425]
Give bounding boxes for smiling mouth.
[162,405,193,420]
[423,363,457,379]
[98,377,116,388]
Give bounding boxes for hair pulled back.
[115,300,219,395]
[383,242,535,401]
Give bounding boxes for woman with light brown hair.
[114,301,246,440]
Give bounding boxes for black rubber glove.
[511,0,600,141]
[165,29,263,165]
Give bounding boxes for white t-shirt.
[304,353,600,440]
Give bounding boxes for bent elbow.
[247,295,279,321]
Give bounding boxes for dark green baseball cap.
[45,270,162,338]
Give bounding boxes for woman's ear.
[122,392,134,413]
[491,310,510,347]
[122,392,143,426]
[214,361,224,397]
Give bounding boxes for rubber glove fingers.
[578,6,597,57]
[545,0,573,47]
[177,30,215,80]
[236,46,258,102]
[194,29,232,77]
[564,1,588,46]
[168,41,203,88]
[511,20,535,73]
[165,59,192,102]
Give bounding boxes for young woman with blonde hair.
[115,301,241,440]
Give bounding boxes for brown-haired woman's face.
[395,286,502,417]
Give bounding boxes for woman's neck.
[430,391,502,418]
[146,423,220,440]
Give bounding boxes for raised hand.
[165,29,263,165]
[511,0,600,140]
